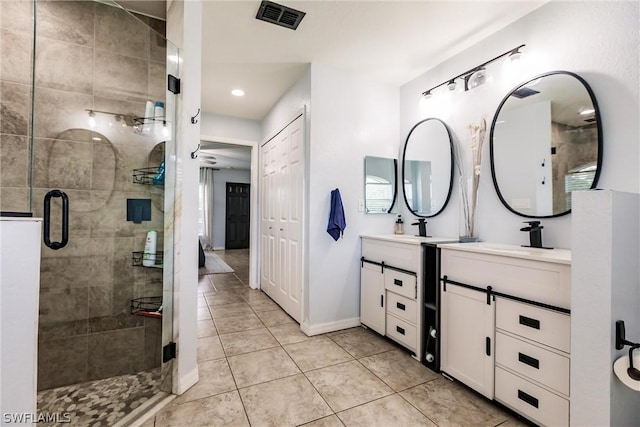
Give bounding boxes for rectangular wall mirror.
[364,156,397,214]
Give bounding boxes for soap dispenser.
[394,215,405,235]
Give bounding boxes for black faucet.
[412,218,430,237]
[520,221,543,248]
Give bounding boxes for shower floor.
[37,368,161,427]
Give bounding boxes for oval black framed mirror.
[490,71,602,218]
[402,118,454,217]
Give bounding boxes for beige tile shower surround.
[0,0,168,390]
[140,250,527,427]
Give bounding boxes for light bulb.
[467,67,487,90]
[88,112,97,128]
[509,48,522,62]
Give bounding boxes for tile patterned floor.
[143,249,528,427]
[37,368,160,427]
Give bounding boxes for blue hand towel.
[327,188,346,241]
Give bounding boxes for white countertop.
[438,242,571,265]
[361,234,459,246]
[0,216,42,222]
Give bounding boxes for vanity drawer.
[495,367,569,427]
[496,298,570,353]
[496,332,570,396]
[384,270,416,300]
[386,314,417,351]
[386,292,417,324]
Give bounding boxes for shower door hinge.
[168,75,181,94]
[163,341,177,362]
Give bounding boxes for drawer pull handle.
[380,295,384,307]
[519,315,540,330]
[517,390,539,408]
[518,352,540,369]
[394,279,403,287]
[396,326,405,335]
[486,337,491,356]
[396,302,406,311]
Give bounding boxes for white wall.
[200,112,261,142]
[399,0,639,250]
[572,190,640,426]
[211,169,251,249]
[262,66,311,141]
[306,62,400,329]
[166,0,201,395]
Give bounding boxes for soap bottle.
[394,214,405,235]
[142,230,157,267]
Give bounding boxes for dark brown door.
[225,182,250,249]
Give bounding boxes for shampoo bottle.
[153,101,164,135]
[142,230,157,267]
[144,101,154,131]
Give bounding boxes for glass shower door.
[27,0,176,404]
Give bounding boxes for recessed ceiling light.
[231,89,245,97]
[579,108,595,116]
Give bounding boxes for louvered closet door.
[260,115,304,323]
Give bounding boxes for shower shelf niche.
[132,251,164,268]
[132,167,163,185]
[130,296,162,319]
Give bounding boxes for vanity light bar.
[421,44,525,97]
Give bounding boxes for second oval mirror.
[490,71,602,217]
[402,118,454,217]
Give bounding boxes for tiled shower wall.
[0,0,169,390]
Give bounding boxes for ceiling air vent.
[256,1,306,30]
[511,87,540,99]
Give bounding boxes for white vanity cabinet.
[361,236,422,358]
[440,243,571,427]
[360,235,456,362]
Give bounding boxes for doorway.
[198,138,259,288]
[225,182,250,249]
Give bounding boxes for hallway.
[142,249,525,426]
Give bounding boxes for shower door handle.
[44,189,69,250]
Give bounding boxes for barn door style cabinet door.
[440,281,495,399]
[259,115,304,322]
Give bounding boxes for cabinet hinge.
[163,341,177,362]
[168,75,181,94]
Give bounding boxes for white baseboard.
[301,317,361,336]
[213,246,225,251]
[175,366,199,395]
